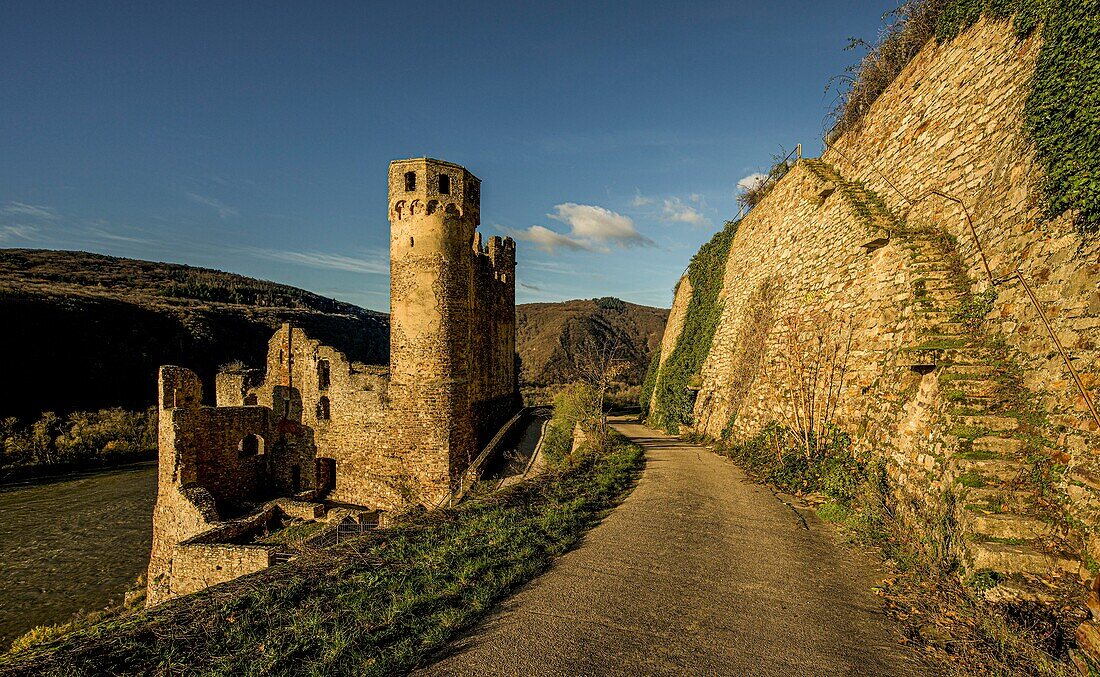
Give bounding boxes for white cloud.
[662,197,710,227]
[630,190,654,207]
[2,202,59,220]
[249,248,389,274]
[508,202,654,255]
[737,173,768,194]
[507,225,600,254]
[186,192,239,219]
[0,225,40,242]
[549,203,653,247]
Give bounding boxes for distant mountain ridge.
[516,297,669,387]
[0,249,668,420]
[0,249,389,420]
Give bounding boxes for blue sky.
[0,1,895,311]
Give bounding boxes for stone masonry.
[147,158,520,605]
[654,17,1100,607]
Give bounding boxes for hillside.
[516,297,668,387]
[0,251,668,421]
[0,249,389,421]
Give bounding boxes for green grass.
[0,438,644,677]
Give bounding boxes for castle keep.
[147,158,519,605]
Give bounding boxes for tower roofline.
[389,157,480,181]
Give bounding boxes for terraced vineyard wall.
[652,16,1100,601]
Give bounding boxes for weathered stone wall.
[170,544,273,598]
[648,274,691,413]
[654,16,1100,587]
[824,18,1100,456]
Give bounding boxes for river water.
[0,463,156,646]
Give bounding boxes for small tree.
[766,307,853,460]
[571,331,630,439]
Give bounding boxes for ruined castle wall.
[648,275,692,413]
[169,406,273,510]
[823,18,1100,457]
[170,544,273,598]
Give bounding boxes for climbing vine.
[648,220,738,433]
[834,0,1100,231]
[637,347,661,418]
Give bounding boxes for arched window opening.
[317,358,330,390]
[244,393,257,406]
[238,434,264,458]
[316,396,331,420]
[438,174,450,194]
[409,236,414,248]
[404,171,416,191]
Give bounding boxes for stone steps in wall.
[966,511,1053,541]
[966,487,1035,514]
[955,457,1025,484]
[972,435,1025,455]
[930,321,968,335]
[945,378,1001,398]
[984,577,1059,604]
[969,541,1080,577]
[948,413,1020,432]
[941,364,998,378]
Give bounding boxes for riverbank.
[0,462,156,646]
[0,434,643,675]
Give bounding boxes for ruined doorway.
[316,457,336,493]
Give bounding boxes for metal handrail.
[821,138,1100,432]
[998,268,1100,432]
[904,189,994,285]
[738,143,803,220]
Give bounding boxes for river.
[0,463,157,646]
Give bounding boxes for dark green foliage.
[648,221,738,432]
[955,288,998,330]
[0,408,156,478]
[592,296,626,312]
[637,348,661,417]
[0,438,644,675]
[834,0,1100,232]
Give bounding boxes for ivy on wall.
[836,0,1099,231]
[638,347,661,418]
[935,0,1099,231]
[647,220,738,433]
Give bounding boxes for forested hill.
[0,250,669,421]
[0,249,388,420]
[516,297,669,387]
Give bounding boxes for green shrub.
[649,220,738,432]
[833,0,1100,231]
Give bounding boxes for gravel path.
[417,419,939,676]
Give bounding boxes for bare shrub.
[766,306,854,460]
[827,0,948,139]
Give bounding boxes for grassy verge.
[702,423,1077,676]
[0,436,644,677]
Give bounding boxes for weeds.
[0,437,645,676]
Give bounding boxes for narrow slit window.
[438,174,450,194]
[404,171,416,191]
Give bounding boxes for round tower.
[387,158,482,495]
[388,157,481,388]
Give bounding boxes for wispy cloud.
[662,197,710,227]
[737,173,767,193]
[2,202,59,220]
[507,225,599,254]
[630,190,654,207]
[0,225,40,242]
[85,226,151,245]
[186,192,239,220]
[508,202,654,255]
[520,281,542,292]
[249,248,388,275]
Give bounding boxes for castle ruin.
[146,158,519,605]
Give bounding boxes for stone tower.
[387,158,484,498]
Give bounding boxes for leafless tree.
[766,307,854,460]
